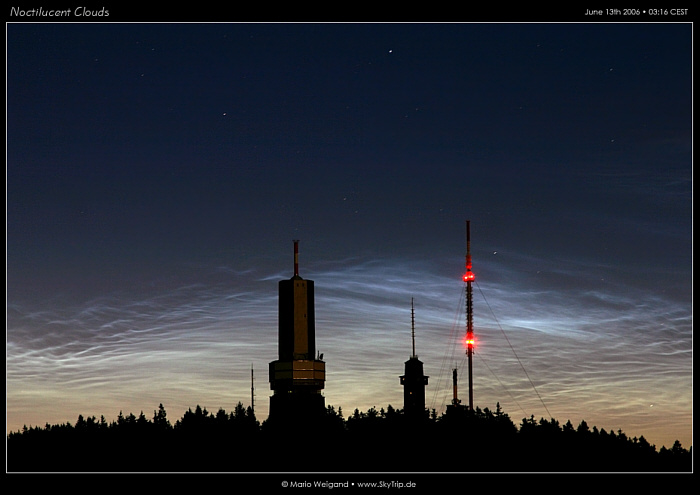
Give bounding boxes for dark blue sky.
[7,21,692,453]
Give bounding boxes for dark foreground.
[7,403,692,472]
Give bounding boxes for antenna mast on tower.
[411,297,416,358]
[463,220,475,411]
[400,297,429,417]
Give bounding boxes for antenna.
[452,368,461,406]
[411,297,416,358]
[293,240,300,277]
[251,364,255,415]
[464,220,475,411]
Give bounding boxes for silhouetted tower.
[400,298,429,418]
[268,241,326,421]
[462,220,475,411]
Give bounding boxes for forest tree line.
[7,401,691,472]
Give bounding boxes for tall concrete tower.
[268,241,326,422]
[400,298,428,418]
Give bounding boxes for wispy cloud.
[7,251,691,448]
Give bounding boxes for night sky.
[7,20,692,454]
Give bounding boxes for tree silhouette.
[6,401,691,472]
[153,403,171,430]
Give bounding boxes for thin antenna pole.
[452,368,460,405]
[251,364,255,414]
[293,240,300,277]
[411,297,416,358]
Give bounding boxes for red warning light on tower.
[463,271,475,282]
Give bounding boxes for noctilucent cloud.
[7,21,691,452]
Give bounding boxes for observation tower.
[268,241,326,421]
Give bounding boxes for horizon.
[7,247,692,450]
